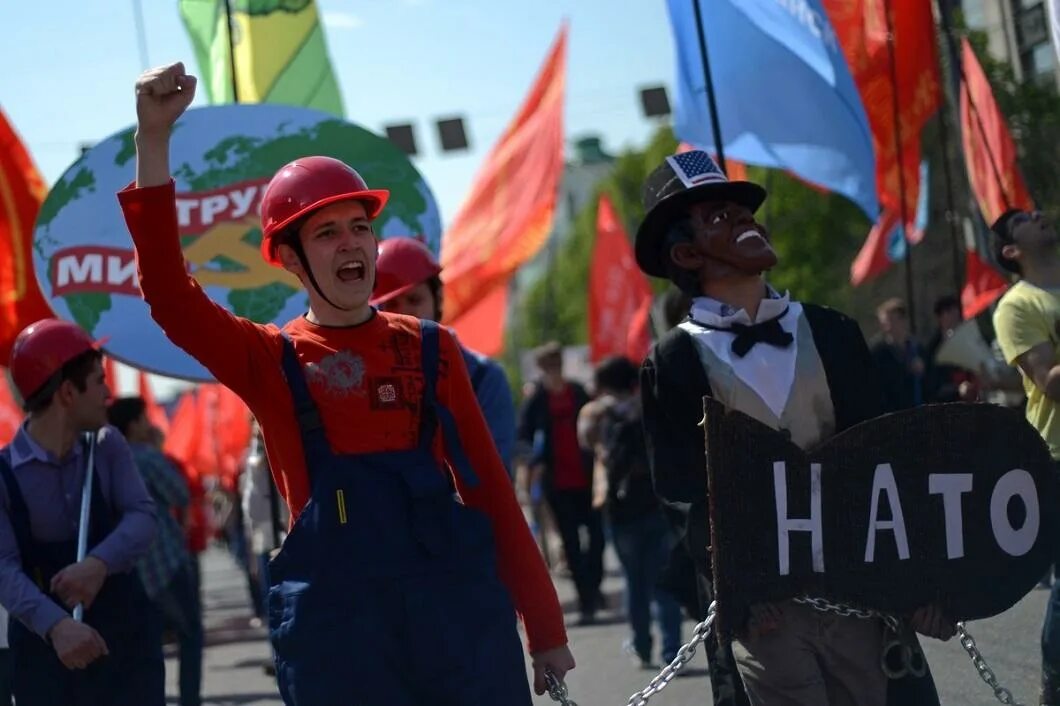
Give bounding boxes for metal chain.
[625,602,717,706]
[546,599,1025,706]
[793,595,901,634]
[545,668,580,706]
[957,622,1025,706]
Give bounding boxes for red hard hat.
[9,319,104,400]
[259,156,390,266]
[370,237,442,307]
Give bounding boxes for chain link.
[792,595,901,634]
[624,602,716,706]
[957,622,1025,706]
[545,669,580,706]
[546,599,1026,706]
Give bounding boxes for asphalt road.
[171,548,1048,706]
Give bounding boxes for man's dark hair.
[876,297,908,319]
[533,341,564,371]
[594,356,639,395]
[663,218,702,297]
[23,349,103,415]
[933,294,961,317]
[107,397,147,437]
[426,274,443,321]
[992,208,1024,275]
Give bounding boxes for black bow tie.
[690,309,794,357]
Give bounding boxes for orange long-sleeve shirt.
[118,182,567,653]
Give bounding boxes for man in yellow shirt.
[991,207,1060,705]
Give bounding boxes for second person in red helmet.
[371,237,517,478]
[122,62,573,705]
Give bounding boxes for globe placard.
[31,104,442,381]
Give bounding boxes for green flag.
[178,0,345,117]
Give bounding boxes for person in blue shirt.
[1,319,163,706]
[370,237,517,478]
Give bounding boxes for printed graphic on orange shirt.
[306,350,366,397]
[30,103,442,381]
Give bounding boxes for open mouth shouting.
[336,258,368,282]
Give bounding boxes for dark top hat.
[635,150,767,277]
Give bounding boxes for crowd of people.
[0,59,1056,706]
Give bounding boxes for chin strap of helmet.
[289,236,352,312]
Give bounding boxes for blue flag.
[667,0,879,219]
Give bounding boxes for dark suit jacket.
[641,303,885,583]
[641,303,941,706]
[516,381,594,490]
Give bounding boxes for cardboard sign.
[704,399,1058,638]
[32,104,442,381]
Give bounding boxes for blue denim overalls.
[268,319,532,705]
[0,444,165,706]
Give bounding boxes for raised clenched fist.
[135,62,197,137]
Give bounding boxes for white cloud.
[322,11,365,30]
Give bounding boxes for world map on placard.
[32,104,442,381]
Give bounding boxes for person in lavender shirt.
[0,319,163,706]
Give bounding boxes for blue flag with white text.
[667,0,879,219]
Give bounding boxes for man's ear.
[276,243,304,277]
[670,242,704,272]
[1001,243,1020,263]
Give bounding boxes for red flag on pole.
[103,356,119,395]
[441,25,568,353]
[137,370,169,435]
[0,107,53,365]
[959,38,1034,226]
[164,390,202,475]
[0,371,22,446]
[962,248,1010,319]
[825,0,941,283]
[588,195,653,364]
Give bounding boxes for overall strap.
[0,451,34,567]
[83,432,115,545]
[279,334,330,488]
[418,321,480,489]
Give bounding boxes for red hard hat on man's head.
[9,319,104,401]
[259,156,390,266]
[370,237,442,307]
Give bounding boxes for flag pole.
[224,0,241,103]
[691,0,727,175]
[931,0,970,298]
[883,0,918,332]
[131,0,150,70]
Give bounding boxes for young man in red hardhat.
[371,236,517,477]
[0,319,163,705]
[123,62,573,705]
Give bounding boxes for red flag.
[0,107,53,365]
[446,286,508,356]
[441,25,567,346]
[214,384,251,491]
[164,391,202,477]
[137,370,169,435]
[103,356,119,395]
[959,38,1035,226]
[825,0,941,250]
[0,371,22,446]
[588,195,653,364]
[962,249,1009,319]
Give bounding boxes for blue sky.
[0,0,677,395]
[1,0,677,224]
